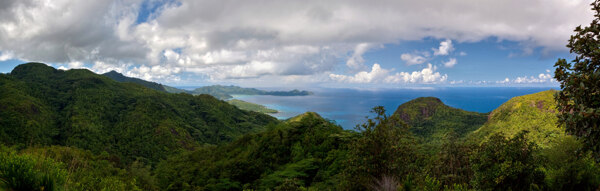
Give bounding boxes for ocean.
[230,87,557,130]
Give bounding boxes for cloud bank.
[0,0,594,84]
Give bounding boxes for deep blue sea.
[229,87,557,130]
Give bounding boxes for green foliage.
[554,0,600,155]
[21,146,148,191]
[0,146,67,191]
[470,131,545,190]
[344,106,419,190]
[430,132,474,186]
[471,90,566,148]
[228,99,278,113]
[102,70,166,91]
[0,63,278,166]
[154,112,351,190]
[0,73,57,147]
[393,97,487,140]
[541,137,600,191]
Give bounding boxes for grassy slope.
[469,90,566,147]
[0,63,278,165]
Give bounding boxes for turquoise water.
[231,87,557,130]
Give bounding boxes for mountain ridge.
[102,70,167,92]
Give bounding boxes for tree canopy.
[555,0,600,155]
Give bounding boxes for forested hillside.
[0,63,277,166]
[155,112,353,190]
[392,97,488,139]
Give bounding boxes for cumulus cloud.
[0,51,13,61]
[434,39,454,56]
[346,43,372,71]
[443,58,457,68]
[0,0,594,84]
[401,53,427,65]
[329,64,389,83]
[497,72,557,84]
[330,63,447,84]
[385,64,448,83]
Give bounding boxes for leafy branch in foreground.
[555,0,600,155]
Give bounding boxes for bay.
[231,87,557,129]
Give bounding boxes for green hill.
[103,70,166,92]
[286,112,322,123]
[470,90,566,147]
[392,97,488,139]
[0,63,278,165]
[154,112,352,190]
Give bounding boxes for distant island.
[176,85,313,99]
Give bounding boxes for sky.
[0,0,594,88]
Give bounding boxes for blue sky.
[0,0,592,88]
[359,38,572,83]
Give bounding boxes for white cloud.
[68,61,84,69]
[434,39,454,56]
[385,64,448,83]
[329,63,389,83]
[0,51,13,61]
[459,51,467,56]
[330,63,447,84]
[0,0,594,84]
[346,43,372,71]
[497,72,556,84]
[449,80,464,84]
[401,53,427,65]
[443,58,457,68]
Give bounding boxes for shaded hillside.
[0,63,278,165]
[103,70,166,92]
[154,112,353,190]
[470,90,566,147]
[392,97,488,139]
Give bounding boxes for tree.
[432,132,474,186]
[470,131,545,190]
[344,106,418,190]
[554,0,600,154]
